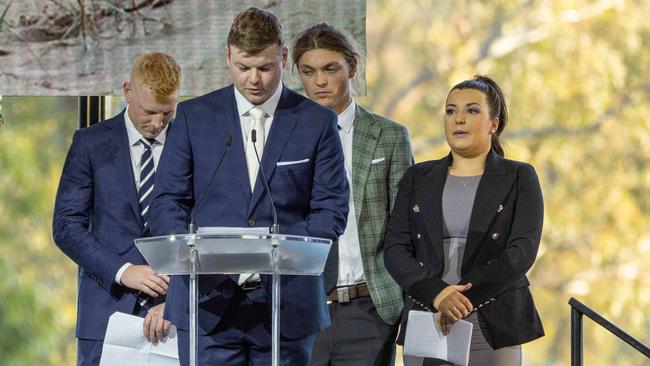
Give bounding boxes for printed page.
[403,310,473,366]
[99,312,179,366]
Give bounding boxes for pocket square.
[277,158,310,167]
[371,157,386,165]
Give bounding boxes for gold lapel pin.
[497,204,504,213]
[413,204,420,213]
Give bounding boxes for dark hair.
[227,7,283,54]
[449,75,508,157]
[291,23,359,72]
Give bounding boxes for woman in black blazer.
[384,75,544,365]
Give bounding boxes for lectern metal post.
[188,238,198,366]
[271,235,281,366]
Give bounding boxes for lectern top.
[135,233,332,276]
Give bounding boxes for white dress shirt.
[233,83,283,284]
[115,106,168,284]
[336,100,366,286]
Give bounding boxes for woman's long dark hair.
[449,75,508,157]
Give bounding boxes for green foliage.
[0,259,56,365]
[0,97,77,365]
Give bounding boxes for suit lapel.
[462,151,515,266]
[416,157,451,261]
[351,105,381,225]
[248,88,299,215]
[105,115,143,227]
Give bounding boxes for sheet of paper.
[99,312,179,366]
[446,317,473,365]
[197,226,271,279]
[197,226,269,235]
[403,310,473,366]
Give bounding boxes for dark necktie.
[138,138,156,229]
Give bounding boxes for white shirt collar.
[337,100,356,133]
[233,82,284,118]
[124,105,168,146]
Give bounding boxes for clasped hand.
[432,283,473,335]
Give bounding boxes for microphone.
[251,129,279,235]
[188,134,233,234]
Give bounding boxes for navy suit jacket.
[149,85,349,339]
[53,113,152,340]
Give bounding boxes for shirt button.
[491,232,500,240]
[248,218,255,226]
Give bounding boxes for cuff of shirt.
[115,262,133,285]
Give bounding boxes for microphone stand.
[187,135,232,366]
[252,129,281,366]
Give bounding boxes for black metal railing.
[569,297,650,365]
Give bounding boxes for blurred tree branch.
[383,0,619,119]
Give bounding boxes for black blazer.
[384,150,544,349]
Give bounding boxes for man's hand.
[120,265,169,297]
[432,283,473,321]
[143,303,171,344]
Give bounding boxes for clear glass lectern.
[135,233,332,366]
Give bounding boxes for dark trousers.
[77,338,103,366]
[178,287,316,366]
[311,296,398,366]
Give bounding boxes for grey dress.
[434,174,522,366]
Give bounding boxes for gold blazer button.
[413,204,420,213]
[491,232,500,240]
[417,233,422,239]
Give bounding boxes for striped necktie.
[139,138,156,228]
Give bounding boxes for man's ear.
[123,81,132,103]
[348,58,358,79]
[281,46,288,69]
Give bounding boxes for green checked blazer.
[352,104,413,325]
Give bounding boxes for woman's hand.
[432,283,473,321]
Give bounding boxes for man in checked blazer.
[292,24,414,365]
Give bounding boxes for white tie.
[246,106,266,192]
[240,107,266,285]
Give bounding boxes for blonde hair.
[131,52,181,102]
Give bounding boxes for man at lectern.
[148,7,349,366]
[53,52,182,365]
